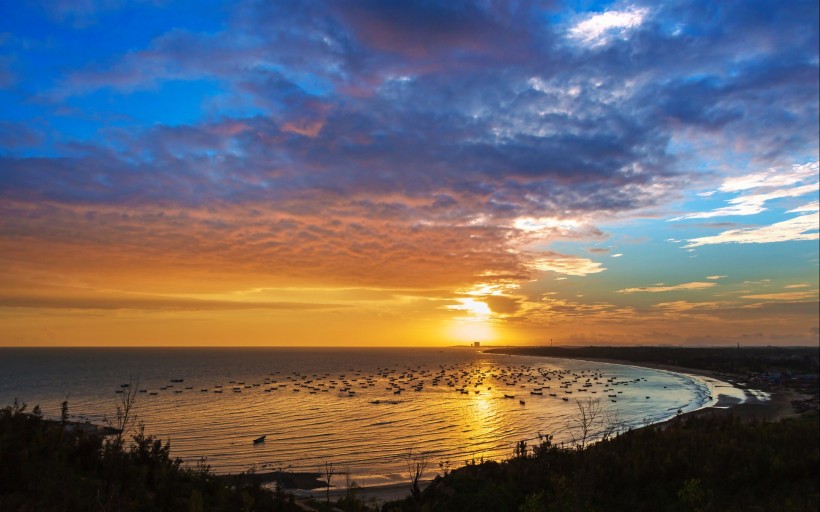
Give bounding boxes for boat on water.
[504,394,515,399]
[253,435,266,445]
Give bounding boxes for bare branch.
[406,449,430,501]
[566,397,603,450]
[322,459,335,509]
[106,377,139,449]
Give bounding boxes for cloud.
[652,300,729,312]
[618,282,716,293]
[672,161,819,247]
[672,182,818,219]
[482,295,523,315]
[683,213,819,247]
[0,0,819,345]
[0,294,345,311]
[741,291,818,301]
[568,6,649,47]
[671,162,819,221]
[718,161,818,193]
[526,253,607,276]
[706,275,726,280]
[445,298,492,317]
[788,200,820,213]
[336,0,536,63]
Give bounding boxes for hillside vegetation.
[384,412,819,512]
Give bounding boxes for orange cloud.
[617,282,716,293]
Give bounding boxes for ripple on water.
[0,347,732,481]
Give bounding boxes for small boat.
[253,435,266,444]
[519,400,526,405]
[504,394,515,399]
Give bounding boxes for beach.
[545,356,811,424]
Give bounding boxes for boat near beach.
[253,435,266,444]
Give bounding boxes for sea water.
[0,347,732,487]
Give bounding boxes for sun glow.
[447,298,492,317]
[447,318,496,343]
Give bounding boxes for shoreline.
[487,350,812,425]
[258,352,809,504]
[47,348,815,505]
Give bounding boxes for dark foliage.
[0,401,300,511]
[383,413,819,512]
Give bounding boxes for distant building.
[473,341,480,348]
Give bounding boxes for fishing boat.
[253,435,266,444]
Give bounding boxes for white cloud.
[672,161,819,248]
[671,162,819,221]
[718,162,818,193]
[568,6,648,47]
[706,275,726,280]
[672,182,817,220]
[611,253,623,258]
[514,216,579,233]
[684,213,819,248]
[617,281,716,293]
[788,200,819,213]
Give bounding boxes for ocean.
[0,347,738,487]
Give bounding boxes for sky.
[0,0,818,347]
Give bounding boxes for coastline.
[42,347,813,506]
[486,350,812,425]
[263,352,805,504]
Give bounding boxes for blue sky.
[0,0,817,346]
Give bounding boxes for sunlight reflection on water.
[0,347,740,487]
